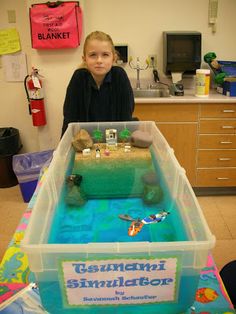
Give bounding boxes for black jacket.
[61,66,134,136]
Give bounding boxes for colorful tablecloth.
[0,172,235,313]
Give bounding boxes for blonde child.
[61,31,134,136]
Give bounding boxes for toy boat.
[128,220,144,236]
[118,214,134,222]
[118,210,170,237]
[141,211,169,224]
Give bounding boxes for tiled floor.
[197,195,236,270]
[0,185,26,263]
[0,186,236,271]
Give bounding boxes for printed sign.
[60,257,179,306]
[29,2,82,49]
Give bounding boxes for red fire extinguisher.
[24,68,46,126]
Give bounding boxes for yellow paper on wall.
[0,28,21,55]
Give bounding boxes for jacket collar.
[89,70,112,89]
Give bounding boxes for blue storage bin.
[223,81,236,97]
[13,149,53,202]
[18,179,38,202]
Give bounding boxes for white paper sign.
[61,257,178,306]
[2,51,27,82]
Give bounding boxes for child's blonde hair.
[80,31,117,68]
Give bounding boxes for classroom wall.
[1,0,236,152]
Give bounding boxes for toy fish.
[141,211,170,225]
[128,219,144,236]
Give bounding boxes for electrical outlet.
[148,54,157,68]
[7,10,16,23]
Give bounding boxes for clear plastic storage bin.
[21,121,215,314]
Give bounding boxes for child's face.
[83,39,114,80]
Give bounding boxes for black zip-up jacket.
[61,66,134,136]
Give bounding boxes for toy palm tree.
[119,127,131,144]
[92,129,103,143]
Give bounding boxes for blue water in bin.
[40,148,199,314]
[48,149,187,244]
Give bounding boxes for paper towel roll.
[171,72,183,83]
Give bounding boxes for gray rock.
[65,185,87,207]
[142,171,159,185]
[72,129,93,152]
[131,130,153,148]
[143,184,163,205]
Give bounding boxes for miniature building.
[105,129,117,148]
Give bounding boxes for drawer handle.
[217,177,229,180]
[222,109,235,113]
[218,158,231,161]
[222,125,235,129]
[220,141,233,144]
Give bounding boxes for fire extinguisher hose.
[24,75,31,115]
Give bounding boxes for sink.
[133,88,170,98]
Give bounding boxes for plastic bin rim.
[21,237,216,254]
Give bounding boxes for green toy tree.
[119,128,131,143]
[92,129,103,143]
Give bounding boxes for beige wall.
[1,0,236,152]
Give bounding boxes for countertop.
[135,89,236,103]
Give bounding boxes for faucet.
[149,68,170,90]
[153,69,160,83]
[129,57,149,90]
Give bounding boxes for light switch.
[7,10,16,23]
